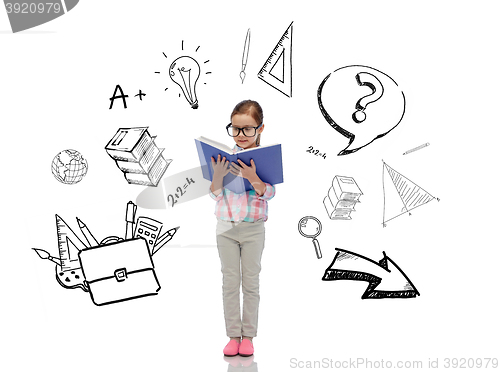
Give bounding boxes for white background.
[1,1,499,371]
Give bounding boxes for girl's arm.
[246,173,266,196]
[210,177,224,197]
[257,183,276,200]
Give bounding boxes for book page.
[196,136,233,154]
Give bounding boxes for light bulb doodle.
[169,56,200,109]
[156,40,212,109]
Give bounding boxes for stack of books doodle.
[323,176,363,220]
[105,127,172,186]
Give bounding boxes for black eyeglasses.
[226,123,263,137]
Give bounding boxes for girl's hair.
[231,100,264,146]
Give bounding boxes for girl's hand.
[230,159,266,195]
[230,159,257,180]
[211,155,230,180]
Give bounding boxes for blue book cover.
[195,136,284,194]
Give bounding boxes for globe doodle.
[51,149,88,185]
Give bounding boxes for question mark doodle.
[317,65,406,156]
[352,72,384,123]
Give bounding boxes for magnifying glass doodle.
[298,216,322,259]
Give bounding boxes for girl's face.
[231,113,264,150]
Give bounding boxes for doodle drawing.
[32,201,180,306]
[33,214,90,292]
[51,149,88,185]
[240,28,251,84]
[79,238,161,306]
[322,248,419,299]
[317,65,406,155]
[159,41,212,109]
[403,142,430,155]
[105,127,172,187]
[323,176,362,220]
[257,21,293,97]
[169,56,201,109]
[298,216,322,259]
[382,160,438,226]
[133,216,163,254]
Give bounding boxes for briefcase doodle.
[32,202,179,306]
[79,238,160,306]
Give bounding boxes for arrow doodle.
[322,248,419,299]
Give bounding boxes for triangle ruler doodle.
[56,214,88,271]
[382,161,438,226]
[257,21,293,97]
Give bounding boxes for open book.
[195,136,283,193]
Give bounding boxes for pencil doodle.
[51,149,88,185]
[4,0,80,33]
[403,142,430,155]
[125,201,136,240]
[323,176,362,220]
[105,127,172,187]
[298,216,322,259]
[158,41,212,109]
[322,248,420,299]
[240,28,251,84]
[382,160,439,226]
[317,65,406,155]
[32,201,179,306]
[257,21,293,97]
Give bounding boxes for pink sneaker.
[223,339,240,356]
[238,339,254,357]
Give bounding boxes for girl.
[209,100,276,357]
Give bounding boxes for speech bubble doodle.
[318,65,406,156]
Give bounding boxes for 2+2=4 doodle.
[167,177,195,207]
[306,146,326,159]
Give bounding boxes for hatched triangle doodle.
[257,21,293,97]
[382,160,439,226]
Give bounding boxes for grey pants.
[216,220,265,338]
